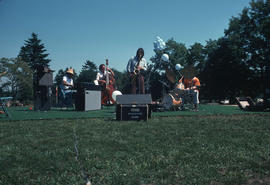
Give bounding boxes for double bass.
[101,59,116,105]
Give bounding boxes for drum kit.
[160,66,196,111]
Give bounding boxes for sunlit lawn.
[1,111,270,184]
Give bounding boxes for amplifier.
[116,104,150,121]
[75,90,101,111]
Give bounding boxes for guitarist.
[126,48,147,94]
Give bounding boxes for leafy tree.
[224,0,270,101]
[201,38,252,101]
[0,58,33,102]
[187,42,206,75]
[18,32,51,70]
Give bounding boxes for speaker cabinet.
[116,94,152,121]
[75,90,101,111]
[116,104,150,121]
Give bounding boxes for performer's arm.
[108,68,114,76]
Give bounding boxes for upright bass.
[101,59,116,105]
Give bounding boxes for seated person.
[173,76,200,110]
[61,68,74,106]
[95,64,114,86]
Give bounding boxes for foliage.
[0,58,33,101]
[76,60,97,84]
[200,38,253,101]
[110,68,130,94]
[224,0,270,99]
[18,33,51,70]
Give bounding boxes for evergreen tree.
[18,33,51,70]
[76,60,97,84]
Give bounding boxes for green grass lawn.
[1,110,270,184]
[0,104,268,121]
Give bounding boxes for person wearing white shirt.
[126,48,147,94]
[61,68,74,106]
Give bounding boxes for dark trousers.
[131,74,145,94]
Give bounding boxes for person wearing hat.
[61,68,74,106]
[62,68,74,90]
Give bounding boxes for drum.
[162,93,182,110]
[176,82,185,90]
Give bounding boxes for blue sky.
[0,0,251,74]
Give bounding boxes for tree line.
[1,0,269,104]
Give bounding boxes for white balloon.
[161,53,169,62]
[153,36,166,51]
[175,64,182,71]
[112,90,122,101]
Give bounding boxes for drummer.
[174,75,200,111]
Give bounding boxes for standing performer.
[95,62,115,105]
[126,48,147,94]
[188,76,201,110]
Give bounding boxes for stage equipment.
[116,94,152,121]
[75,82,102,111]
[34,66,54,111]
[162,93,182,110]
[235,97,254,110]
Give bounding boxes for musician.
[188,76,201,110]
[126,48,147,94]
[61,68,74,105]
[96,64,114,85]
[96,64,115,105]
[62,68,74,90]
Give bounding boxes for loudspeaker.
[116,94,152,105]
[116,94,152,121]
[75,90,101,111]
[34,86,51,111]
[116,104,150,121]
[39,73,53,86]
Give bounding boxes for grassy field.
[0,104,268,121]
[1,111,270,184]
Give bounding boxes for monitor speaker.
[116,94,152,121]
